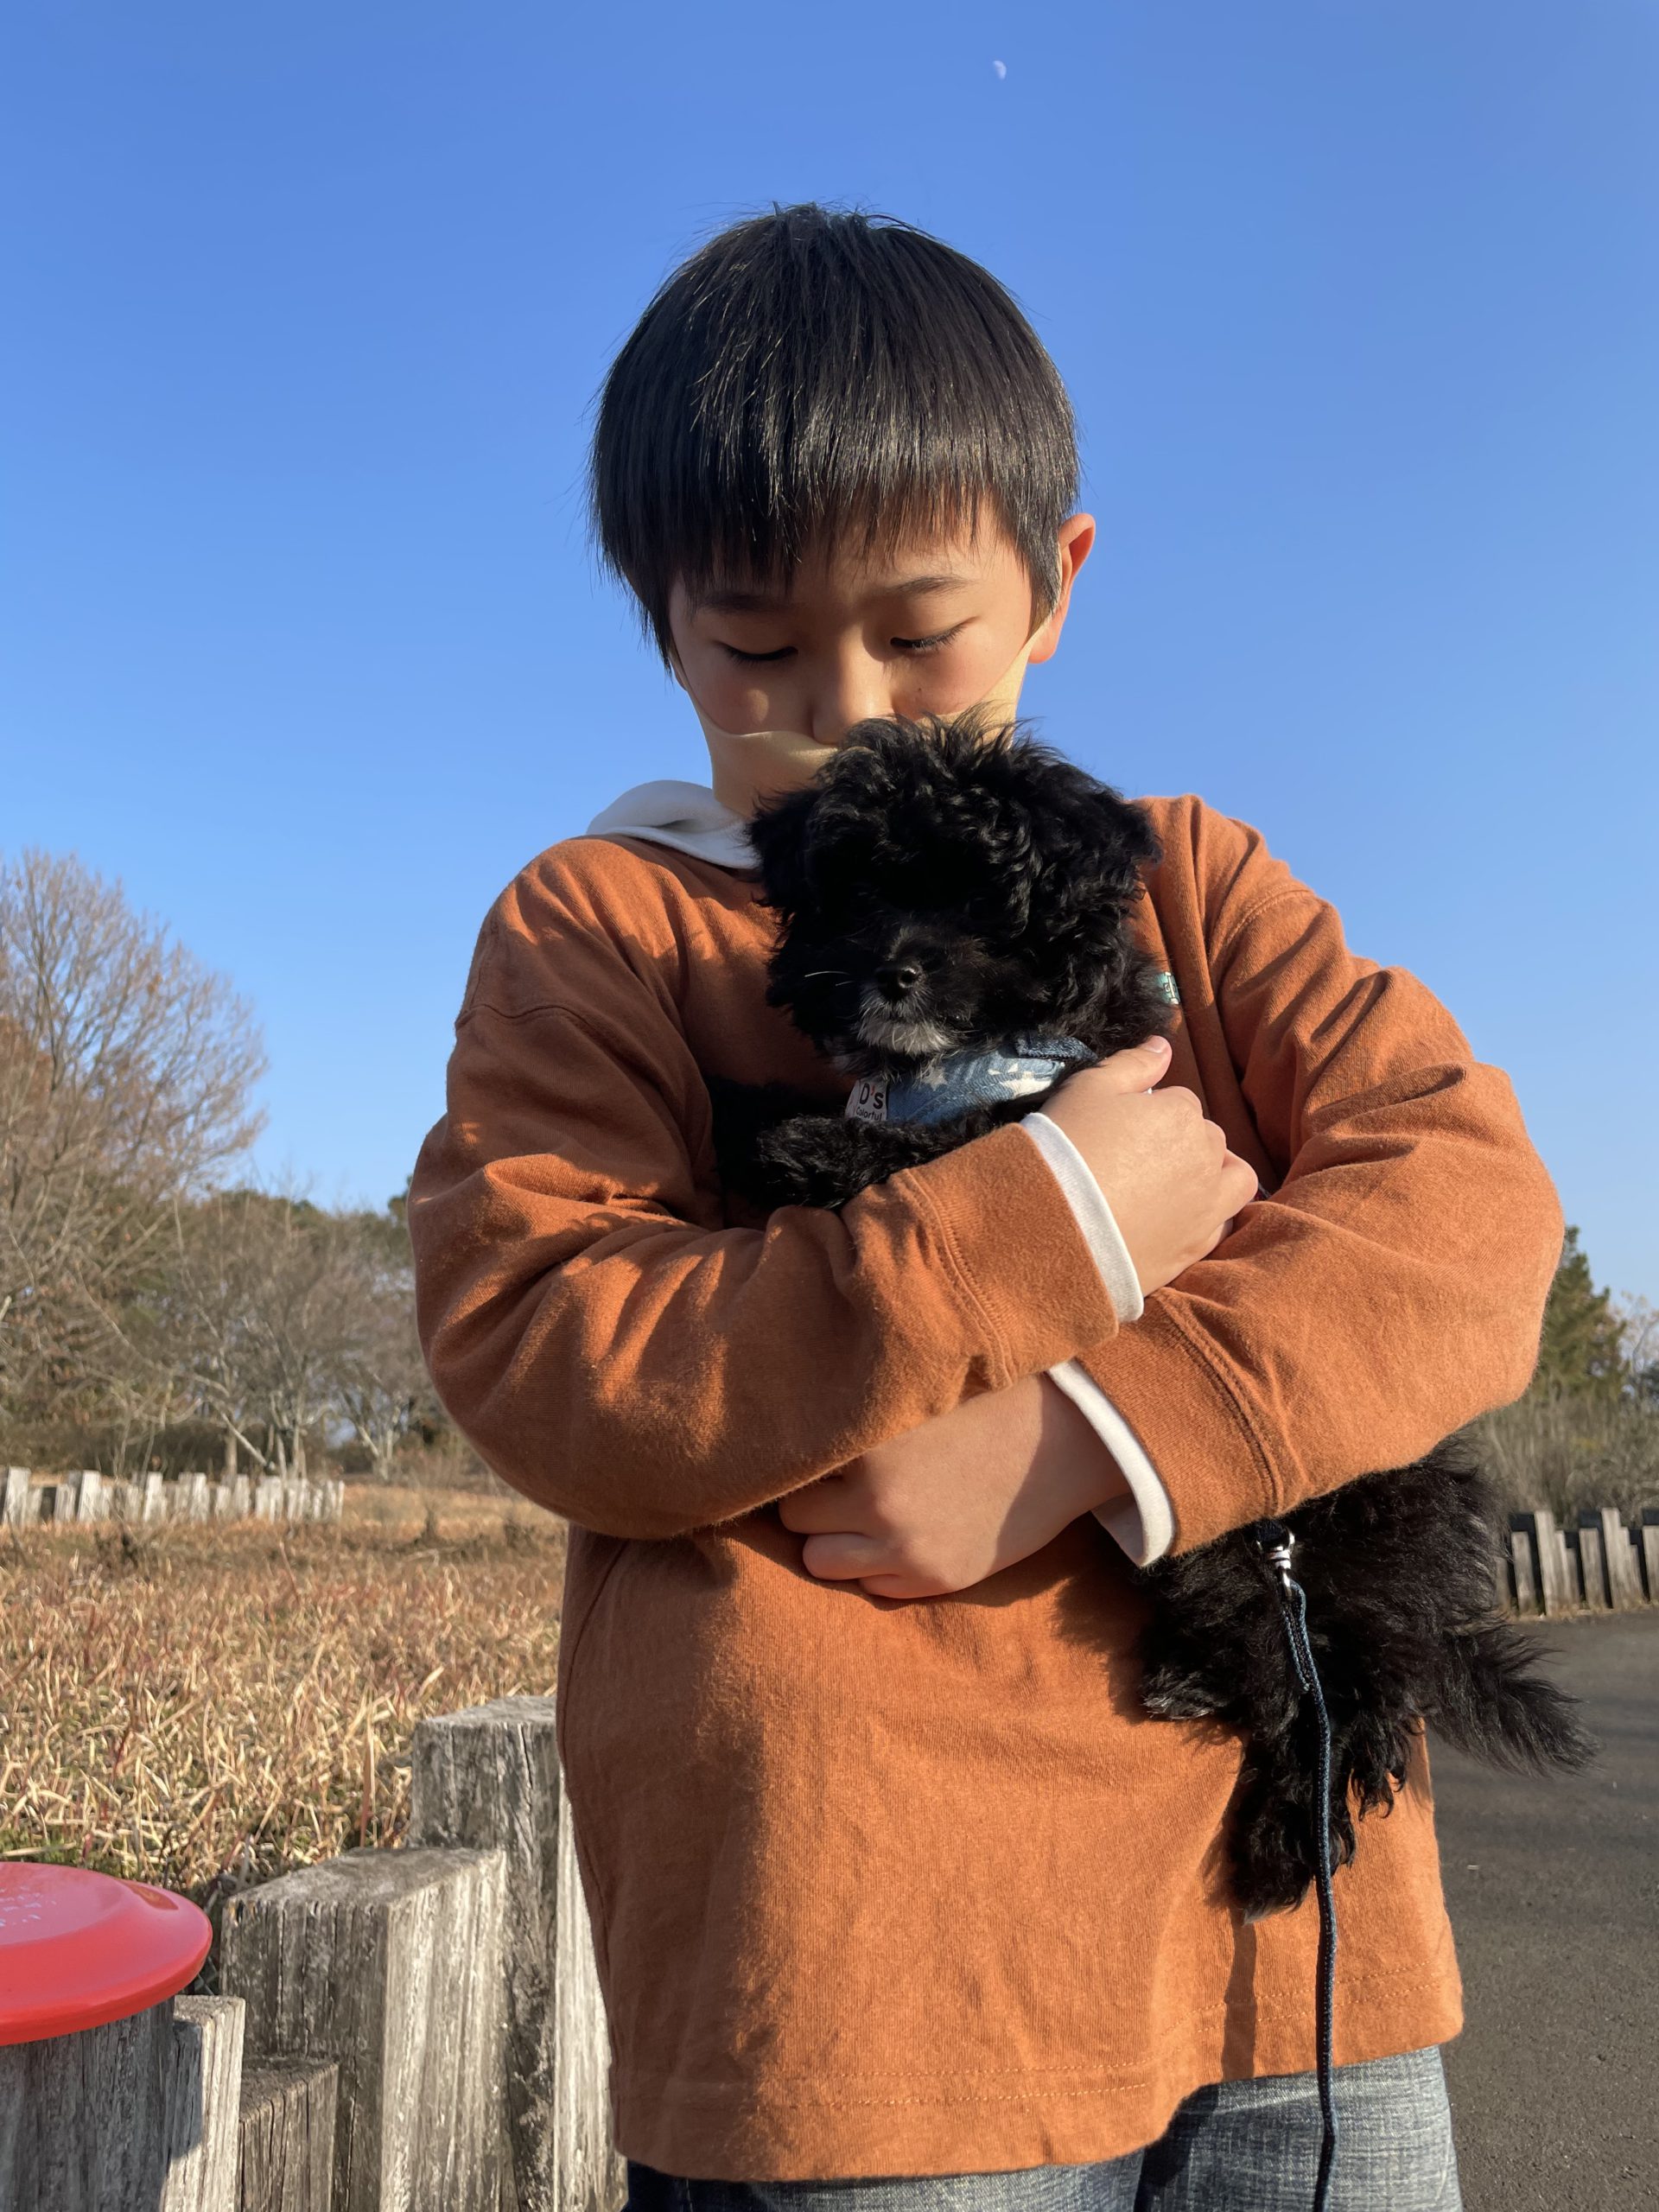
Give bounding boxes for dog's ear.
[1027,753,1162,901]
[1084,785,1162,894]
[745,784,822,918]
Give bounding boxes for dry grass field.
[0,1483,568,1980]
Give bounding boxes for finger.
[800,1531,890,1580]
[1058,1035,1173,1094]
[859,1574,927,1601]
[1222,1154,1262,1206]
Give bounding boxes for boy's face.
[665,512,1095,815]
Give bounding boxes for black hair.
[588,204,1080,664]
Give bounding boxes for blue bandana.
[845,1034,1096,1128]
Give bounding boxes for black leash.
[1256,1521,1339,2212]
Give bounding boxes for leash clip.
[1255,1518,1298,1588]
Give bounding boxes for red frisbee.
[0,1863,213,2044]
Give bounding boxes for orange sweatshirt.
[407,790,1563,2182]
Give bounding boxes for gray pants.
[625,2047,1461,2212]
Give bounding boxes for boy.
[408,207,1562,2208]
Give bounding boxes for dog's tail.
[1427,1622,1595,1773]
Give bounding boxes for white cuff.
[1019,1113,1144,1325]
[1014,1114,1173,1567]
[1046,1360,1176,1567]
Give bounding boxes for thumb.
[1088,1034,1173,1090]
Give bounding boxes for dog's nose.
[875,960,923,1002]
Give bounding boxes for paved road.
[1432,1609,1657,2212]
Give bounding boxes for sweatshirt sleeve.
[407,861,1120,1541]
[1068,804,1565,1554]
[1017,1112,1179,1567]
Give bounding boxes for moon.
[993,59,1007,79]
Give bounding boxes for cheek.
[689,657,776,726]
[893,629,1028,717]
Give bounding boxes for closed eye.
[719,622,969,665]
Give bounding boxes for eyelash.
[720,623,967,666]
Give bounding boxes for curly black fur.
[708,713,1173,1206]
[709,713,1592,1920]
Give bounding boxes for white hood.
[585,779,755,872]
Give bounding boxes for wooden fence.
[1501,1504,1659,1616]
[2,1465,344,1529]
[0,1697,623,2212]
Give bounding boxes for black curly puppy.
[709,712,1591,1921]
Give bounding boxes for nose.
[876,960,924,1002]
[808,645,893,746]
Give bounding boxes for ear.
[1025,513,1096,667]
[745,785,822,917]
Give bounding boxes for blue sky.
[5,3,1656,1300]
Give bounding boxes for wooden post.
[410,1698,625,2212]
[230,1474,252,1518]
[1524,1510,1572,1614]
[2,1468,28,1527]
[142,1473,168,1523]
[1506,1524,1539,1615]
[0,1991,244,2212]
[70,1469,109,1522]
[1598,1507,1643,1610]
[162,1994,247,2211]
[236,2056,340,2212]
[222,1846,505,2212]
[174,1472,208,1523]
[328,1478,346,1521]
[1574,1519,1610,1611]
[254,1477,283,1523]
[1641,1511,1659,1605]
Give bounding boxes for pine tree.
[1531,1227,1627,1402]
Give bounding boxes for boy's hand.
[1042,1037,1259,1294]
[777,1373,1128,1599]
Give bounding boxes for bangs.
[590,207,1079,661]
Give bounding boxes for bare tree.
[328,1209,432,1479]
[148,1187,362,1478]
[0,849,266,1408]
